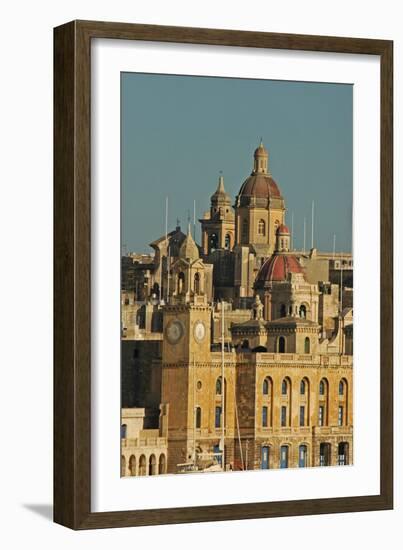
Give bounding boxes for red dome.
[277,224,290,234]
[255,254,304,285]
[238,174,281,200]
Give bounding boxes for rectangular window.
[215,406,222,428]
[318,405,324,426]
[196,407,201,429]
[338,406,343,426]
[281,406,287,427]
[299,405,305,427]
[262,406,268,427]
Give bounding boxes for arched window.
[299,445,308,467]
[129,455,136,476]
[299,304,307,318]
[278,336,286,353]
[158,454,166,474]
[196,406,202,429]
[194,272,200,294]
[280,304,287,318]
[300,380,306,395]
[139,454,147,476]
[280,445,289,468]
[258,219,266,236]
[339,379,345,395]
[241,339,250,350]
[215,377,222,395]
[319,443,331,466]
[225,234,231,249]
[261,446,270,469]
[209,233,218,252]
[121,455,126,477]
[149,454,157,476]
[177,272,185,294]
[263,378,270,395]
[319,380,325,395]
[338,442,349,465]
[121,424,127,438]
[304,337,310,354]
[281,378,288,395]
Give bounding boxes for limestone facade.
[121,405,169,477]
[121,141,354,475]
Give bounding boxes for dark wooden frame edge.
[54,20,393,530]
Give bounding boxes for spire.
[210,173,232,207]
[216,174,225,194]
[179,225,199,261]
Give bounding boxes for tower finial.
[217,172,225,193]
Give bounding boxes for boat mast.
[221,299,225,470]
[193,353,196,468]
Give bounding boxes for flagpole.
[303,217,306,254]
[311,200,315,249]
[193,199,196,241]
[291,211,294,250]
[165,197,168,302]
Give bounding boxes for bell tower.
[200,174,235,255]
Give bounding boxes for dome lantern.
[253,139,269,175]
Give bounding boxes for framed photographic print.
[54,20,393,529]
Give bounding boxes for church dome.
[277,224,290,234]
[179,228,199,261]
[238,174,282,201]
[255,254,304,286]
[236,141,283,206]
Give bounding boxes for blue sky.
[121,72,352,254]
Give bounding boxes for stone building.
[121,406,169,477]
[121,141,353,475]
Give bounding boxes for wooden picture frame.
[54,20,393,529]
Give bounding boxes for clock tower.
[161,228,212,472]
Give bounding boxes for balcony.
[121,436,167,448]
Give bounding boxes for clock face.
[194,320,206,343]
[166,320,184,344]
